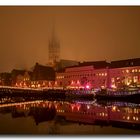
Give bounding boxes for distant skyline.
[0,6,140,72]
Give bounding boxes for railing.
[0,86,43,91]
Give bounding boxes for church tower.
[48,23,60,67]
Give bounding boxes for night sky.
[0,6,140,72]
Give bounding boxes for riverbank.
[0,87,140,103]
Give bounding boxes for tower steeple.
[48,21,60,67]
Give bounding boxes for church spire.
[48,19,60,67]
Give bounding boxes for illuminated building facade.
[30,63,55,88]
[10,69,32,87]
[1,58,140,90]
[56,61,109,89]
[56,58,140,90]
[11,69,27,86]
[11,63,55,88]
[109,58,140,89]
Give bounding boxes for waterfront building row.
[1,58,140,90]
[56,58,140,89]
[0,63,55,88]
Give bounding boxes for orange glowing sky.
[0,6,140,72]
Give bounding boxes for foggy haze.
[0,6,140,72]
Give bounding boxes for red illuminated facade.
[56,58,140,90]
[56,61,109,89]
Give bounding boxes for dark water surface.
[0,97,140,135]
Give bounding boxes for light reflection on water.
[0,97,140,134]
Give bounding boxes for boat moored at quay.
[95,87,140,102]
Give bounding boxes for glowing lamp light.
[43,82,45,86]
[127,82,130,86]
[111,84,116,89]
[71,81,74,85]
[77,105,80,111]
[71,105,74,110]
[87,105,90,109]
[55,105,58,109]
[20,83,22,87]
[31,84,35,88]
[86,85,90,89]
[77,80,80,84]
[112,106,117,112]
[101,86,105,89]
[55,81,57,85]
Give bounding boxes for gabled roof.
[31,63,55,81]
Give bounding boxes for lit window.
[117,77,120,80]
[111,78,115,83]
[135,69,138,72]
[105,113,108,117]
[126,82,130,86]
[126,70,129,73]
[127,116,130,120]
[134,108,137,114]
[133,76,138,83]
[132,69,135,73]
[136,117,139,121]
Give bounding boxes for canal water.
[0,97,140,135]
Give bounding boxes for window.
[126,70,129,73]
